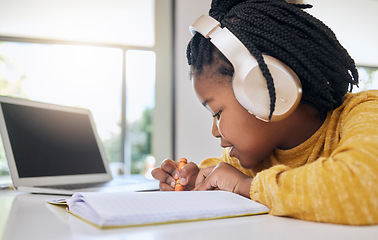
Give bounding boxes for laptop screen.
[1,102,107,178]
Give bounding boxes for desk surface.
[1,190,377,240]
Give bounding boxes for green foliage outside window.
[101,107,153,175]
[129,107,153,174]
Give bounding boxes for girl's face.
[193,73,286,169]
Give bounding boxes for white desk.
[1,190,377,240]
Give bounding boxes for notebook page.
[67,191,269,227]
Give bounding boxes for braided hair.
[186,0,359,120]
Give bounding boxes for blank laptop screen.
[1,102,107,178]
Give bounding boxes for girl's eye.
[212,111,222,120]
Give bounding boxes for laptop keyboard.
[36,177,154,190]
[37,182,108,190]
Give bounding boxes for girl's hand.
[193,162,252,198]
[151,159,200,191]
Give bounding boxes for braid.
[187,0,359,119]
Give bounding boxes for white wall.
[173,0,378,165]
[306,0,378,67]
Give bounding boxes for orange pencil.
[174,158,188,191]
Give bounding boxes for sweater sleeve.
[250,95,378,225]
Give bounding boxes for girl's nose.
[211,117,221,138]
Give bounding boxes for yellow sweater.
[199,90,378,225]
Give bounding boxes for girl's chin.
[229,146,235,157]
[239,161,259,169]
[236,155,262,169]
[229,148,261,169]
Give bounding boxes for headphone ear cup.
[232,55,302,122]
[232,65,271,120]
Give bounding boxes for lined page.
[67,191,269,227]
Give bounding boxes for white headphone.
[189,15,302,122]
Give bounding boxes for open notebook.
[0,96,158,195]
[48,190,269,228]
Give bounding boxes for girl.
[152,0,378,225]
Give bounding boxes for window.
[0,42,123,174]
[0,41,156,177]
[0,0,173,180]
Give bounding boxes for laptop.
[0,96,159,195]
